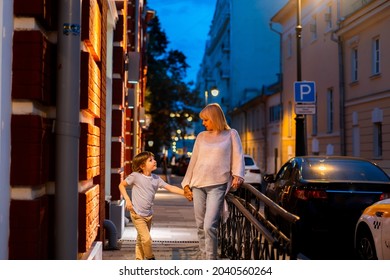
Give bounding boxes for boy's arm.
[164,184,193,201]
[118,180,134,211]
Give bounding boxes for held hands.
[183,185,193,201]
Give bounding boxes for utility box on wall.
[110,199,124,239]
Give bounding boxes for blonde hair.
[199,103,230,131]
[132,151,154,173]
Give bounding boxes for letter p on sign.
[294,81,316,103]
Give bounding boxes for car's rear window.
[244,156,255,166]
[301,159,390,182]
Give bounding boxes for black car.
[263,156,390,259]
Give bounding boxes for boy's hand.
[184,185,193,201]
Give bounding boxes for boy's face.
[141,156,157,173]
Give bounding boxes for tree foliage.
[145,15,201,155]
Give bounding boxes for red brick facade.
[8,0,148,259]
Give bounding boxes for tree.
[145,15,201,155]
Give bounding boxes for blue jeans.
[192,184,227,260]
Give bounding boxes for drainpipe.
[55,0,81,259]
[331,0,346,155]
[0,0,13,260]
[270,22,284,170]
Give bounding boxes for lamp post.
[295,0,307,156]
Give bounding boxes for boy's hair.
[132,151,154,173]
[199,103,230,131]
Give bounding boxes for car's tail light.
[294,189,327,200]
[379,192,390,200]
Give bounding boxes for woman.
[182,103,245,259]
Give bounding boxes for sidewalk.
[103,171,200,260]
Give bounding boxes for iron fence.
[218,183,301,260]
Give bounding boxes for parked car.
[355,198,390,260]
[263,156,390,259]
[243,155,262,190]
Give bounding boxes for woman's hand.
[184,185,193,201]
[231,176,244,189]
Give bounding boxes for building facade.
[272,0,341,165]
[0,0,151,260]
[197,0,390,175]
[272,0,390,173]
[337,0,390,173]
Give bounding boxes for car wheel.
[356,228,377,260]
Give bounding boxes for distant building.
[195,0,285,168]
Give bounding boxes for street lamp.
[295,0,307,156]
[205,86,219,105]
[204,77,219,105]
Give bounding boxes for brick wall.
[79,123,100,181]
[10,1,57,260]
[10,115,54,185]
[9,196,50,259]
[12,31,56,105]
[78,185,100,252]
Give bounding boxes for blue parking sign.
[294,81,316,103]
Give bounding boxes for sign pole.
[295,0,307,156]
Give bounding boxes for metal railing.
[218,183,301,260]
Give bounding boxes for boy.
[118,151,193,260]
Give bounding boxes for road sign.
[294,81,316,103]
[295,104,316,115]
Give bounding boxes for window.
[269,104,281,122]
[352,126,360,157]
[352,111,360,157]
[351,47,358,82]
[372,108,383,158]
[312,113,318,136]
[310,15,317,41]
[325,5,332,30]
[327,89,333,133]
[372,37,380,75]
[373,122,382,158]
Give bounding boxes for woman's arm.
[230,129,245,179]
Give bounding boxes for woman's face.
[202,117,214,131]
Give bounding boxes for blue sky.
[147,0,288,84]
[147,0,217,83]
